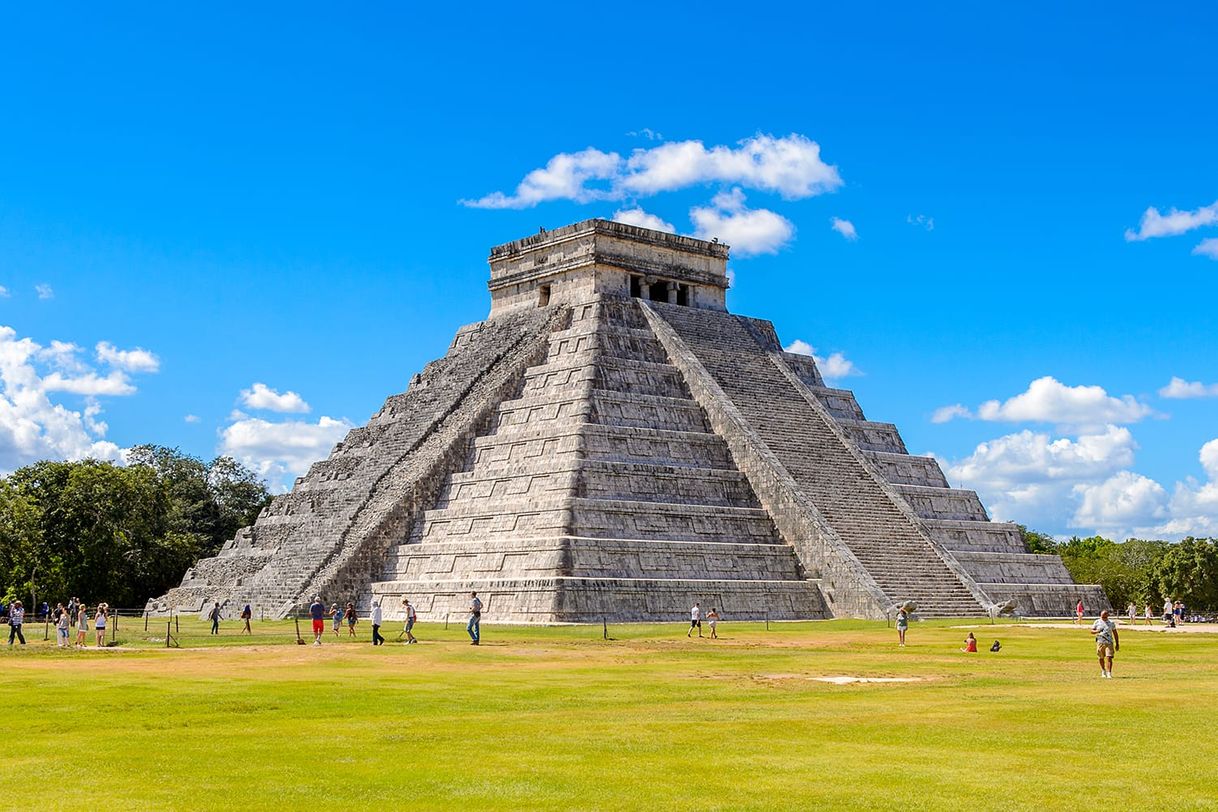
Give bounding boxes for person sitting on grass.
[706,607,720,639]
[896,607,908,647]
[961,632,977,653]
[76,604,89,647]
[345,602,358,637]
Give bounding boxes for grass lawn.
[3,615,1215,810]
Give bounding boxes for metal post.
[294,616,302,644]
[144,611,149,632]
[765,617,770,632]
[603,617,608,640]
[175,614,179,634]
[111,611,117,644]
[444,613,450,631]
[166,620,171,648]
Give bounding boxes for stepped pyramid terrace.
[150,219,1107,622]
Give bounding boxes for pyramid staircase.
[369,298,829,622]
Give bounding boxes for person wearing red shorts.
[309,597,326,645]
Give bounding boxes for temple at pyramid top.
[151,219,1107,623]
[488,219,730,316]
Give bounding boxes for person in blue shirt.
[308,597,326,645]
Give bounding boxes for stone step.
[381,536,805,581]
[923,519,1027,553]
[891,484,989,522]
[467,423,737,472]
[490,389,710,435]
[805,385,867,421]
[369,575,829,623]
[439,459,758,510]
[952,551,1074,584]
[412,497,781,545]
[521,354,689,399]
[864,451,950,488]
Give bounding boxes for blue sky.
[2,3,1215,538]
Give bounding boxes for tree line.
[1020,526,1218,612]
[0,446,271,610]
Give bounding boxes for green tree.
[1154,538,1218,611]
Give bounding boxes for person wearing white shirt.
[370,600,385,646]
[687,603,702,638]
[1090,609,1119,678]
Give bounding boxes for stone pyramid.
[151,220,1106,621]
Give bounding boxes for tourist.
[706,607,720,639]
[1074,599,1084,625]
[1090,609,1119,678]
[76,605,89,647]
[1144,603,1154,625]
[896,607,909,647]
[1163,597,1173,624]
[331,603,342,637]
[687,602,702,638]
[345,602,358,637]
[94,604,107,647]
[1175,601,1185,625]
[56,606,71,647]
[53,602,65,624]
[240,604,252,635]
[7,600,26,646]
[309,597,326,645]
[1126,602,1137,624]
[209,601,222,635]
[68,597,80,625]
[962,632,977,653]
[467,591,482,645]
[402,598,418,644]
[370,600,384,646]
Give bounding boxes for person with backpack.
[6,600,25,646]
[209,602,222,635]
[240,604,252,635]
[467,592,482,645]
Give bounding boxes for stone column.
[666,281,679,304]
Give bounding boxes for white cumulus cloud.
[463,133,841,209]
[611,207,675,233]
[96,341,160,373]
[829,217,858,241]
[931,404,972,424]
[0,326,151,472]
[783,339,860,381]
[942,376,1153,431]
[219,414,351,491]
[35,284,54,300]
[1125,200,1218,241]
[690,188,794,256]
[1193,238,1218,260]
[1159,376,1218,399]
[240,382,311,414]
[1072,471,1169,531]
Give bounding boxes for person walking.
[240,604,252,635]
[369,601,385,646]
[467,591,482,645]
[1163,597,1173,624]
[76,605,89,647]
[687,602,702,638]
[56,606,71,647]
[208,602,222,635]
[1090,609,1119,678]
[345,602,358,638]
[1074,599,1085,625]
[6,600,26,646]
[309,597,326,645]
[330,603,342,637]
[1144,603,1154,625]
[706,607,720,639]
[94,604,107,647]
[402,598,418,644]
[1126,602,1137,624]
[896,607,909,647]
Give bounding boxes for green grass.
[4,617,1215,810]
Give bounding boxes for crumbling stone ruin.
[150,220,1107,621]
